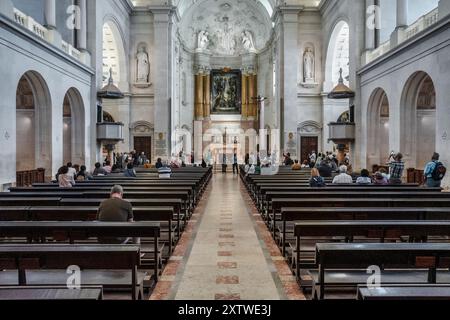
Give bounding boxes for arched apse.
[102,19,127,88]
[400,71,436,169]
[323,20,350,151]
[15,71,52,175]
[367,88,390,170]
[325,20,350,89]
[62,88,86,166]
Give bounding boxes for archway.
[15,71,52,175]
[298,121,322,163]
[130,121,154,163]
[323,21,350,151]
[62,88,85,166]
[367,88,390,170]
[400,71,436,169]
[102,20,127,87]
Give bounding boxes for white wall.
[0,14,93,188]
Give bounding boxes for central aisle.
[172,173,286,300]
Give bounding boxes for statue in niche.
[242,30,256,52]
[197,30,209,51]
[136,46,150,83]
[303,47,315,82]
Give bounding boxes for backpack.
[432,162,447,181]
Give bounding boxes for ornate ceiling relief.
[179,0,272,56]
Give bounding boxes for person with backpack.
[423,152,446,188]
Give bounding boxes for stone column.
[44,0,56,30]
[396,0,408,28]
[365,0,376,50]
[241,74,248,119]
[439,0,450,19]
[44,0,62,46]
[276,6,302,159]
[77,0,90,65]
[203,74,211,119]
[0,0,14,19]
[77,0,87,50]
[195,73,204,120]
[248,74,257,119]
[390,0,408,46]
[151,6,174,159]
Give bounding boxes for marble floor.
[150,173,304,300]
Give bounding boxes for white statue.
[197,30,209,51]
[242,30,256,52]
[136,46,150,83]
[303,47,315,82]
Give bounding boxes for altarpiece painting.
[211,69,241,114]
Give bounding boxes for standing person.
[423,152,446,188]
[67,162,77,182]
[283,153,294,166]
[232,151,239,175]
[388,153,405,185]
[310,168,326,188]
[123,163,137,177]
[309,151,317,165]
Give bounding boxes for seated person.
[111,164,121,174]
[158,161,172,179]
[332,165,353,184]
[291,160,302,170]
[103,160,112,174]
[93,162,108,176]
[373,171,389,185]
[356,169,373,185]
[97,185,136,244]
[155,158,163,169]
[301,160,309,168]
[58,166,74,188]
[124,163,137,177]
[310,168,326,188]
[318,160,333,177]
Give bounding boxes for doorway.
[300,136,318,163]
[134,136,152,161]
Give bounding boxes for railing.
[12,8,84,63]
[16,168,46,187]
[366,7,440,64]
[404,7,439,41]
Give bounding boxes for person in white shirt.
[66,162,76,185]
[332,165,353,184]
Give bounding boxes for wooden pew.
[293,220,450,279]
[357,284,450,300]
[0,207,174,258]
[279,207,450,257]
[312,243,450,299]
[0,244,144,300]
[0,221,161,279]
[0,286,103,300]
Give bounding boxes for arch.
[63,87,86,165]
[366,87,390,170]
[102,18,128,87]
[297,121,322,163]
[130,120,154,163]
[400,71,437,169]
[325,20,350,89]
[15,70,52,175]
